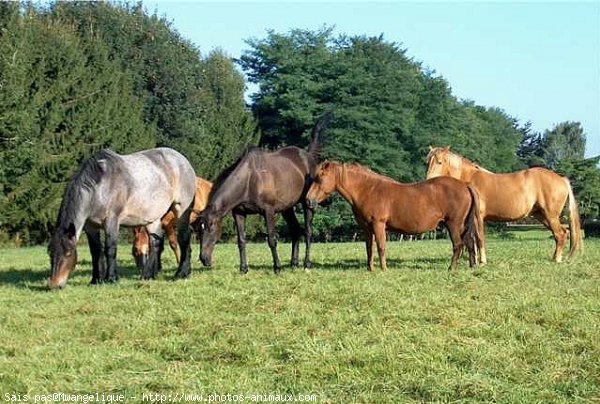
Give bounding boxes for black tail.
[462,185,481,267]
[308,112,333,159]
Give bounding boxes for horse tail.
[462,185,481,260]
[564,177,583,257]
[308,111,333,159]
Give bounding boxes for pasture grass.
[0,233,599,403]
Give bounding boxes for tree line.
[0,2,598,245]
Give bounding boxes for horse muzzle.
[134,254,148,270]
[47,277,67,290]
[200,253,212,268]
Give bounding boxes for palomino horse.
[132,177,213,268]
[426,146,583,263]
[306,161,481,271]
[198,113,331,274]
[48,148,196,289]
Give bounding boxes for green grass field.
[1,233,599,403]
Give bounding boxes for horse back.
[97,148,195,226]
[468,167,568,220]
[248,147,314,209]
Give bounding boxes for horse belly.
[119,193,173,226]
[388,216,440,234]
[482,189,535,221]
[386,203,442,234]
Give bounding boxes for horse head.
[426,146,455,179]
[48,223,78,289]
[198,207,222,267]
[132,227,150,269]
[306,161,339,209]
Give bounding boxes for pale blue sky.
[141,1,600,158]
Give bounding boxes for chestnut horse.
[306,161,481,271]
[426,146,583,263]
[132,177,213,268]
[48,148,196,289]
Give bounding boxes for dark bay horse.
[132,177,213,268]
[306,161,480,271]
[198,114,331,274]
[426,146,583,264]
[48,147,196,289]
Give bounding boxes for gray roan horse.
[198,114,331,274]
[48,147,197,289]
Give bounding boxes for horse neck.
[334,165,376,205]
[449,156,479,181]
[209,175,248,218]
[57,188,91,241]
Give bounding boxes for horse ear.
[445,145,451,151]
[429,145,433,151]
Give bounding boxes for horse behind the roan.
[426,146,583,264]
[48,147,196,289]
[306,161,481,271]
[198,113,331,274]
[132,177,213,268]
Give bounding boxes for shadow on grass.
[227,256,459,273]
[0,259,150,290]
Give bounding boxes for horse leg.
[173,206,192,279]
[372,222,388,271]
[363,226,375,272]
[165,221,181,264]
[533,211,567,262]
[103,216,120,282]
[264,210,281,274]
[85,226,106,284]
[233,211,249,274]
[302,202,314,269]
[142,220,164,280]
[282,208,301,269]
[476,211,487,265]
[446,222,463,271]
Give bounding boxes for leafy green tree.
[0,7,153,243]
[50,2,257,178]
[517,122,546,167]
[542,121,586,170]
[556,157,600,219]
[0,1,256,244]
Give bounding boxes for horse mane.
[428,147,492,174]
[340,162,399,184]
[55,149,120,229]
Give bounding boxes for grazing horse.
[48,148,196,289]
[132,177,213,268]
[198,114,331,274]
[306,161,480,271]
[426,146,583,263]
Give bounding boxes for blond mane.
[428,147,492,174]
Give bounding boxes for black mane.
[55,149,120,230]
